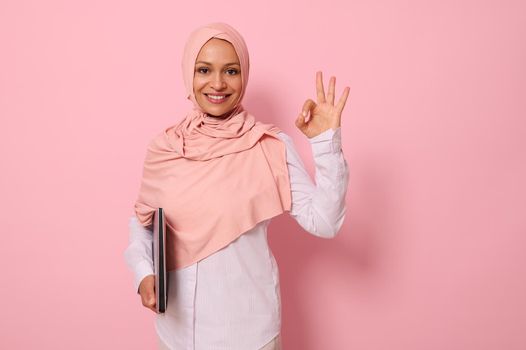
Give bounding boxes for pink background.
[1,0,525,349]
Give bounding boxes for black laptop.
[152,208,168,313]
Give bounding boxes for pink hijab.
[134,23,292,271]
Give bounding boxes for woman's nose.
[210,73,226,90]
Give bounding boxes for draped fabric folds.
[134,23,291,270]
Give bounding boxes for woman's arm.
[278,127,349,238]
[123,215,154,293]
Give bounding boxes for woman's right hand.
[138,274,158,313]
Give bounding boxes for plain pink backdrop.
[1,0,525,349]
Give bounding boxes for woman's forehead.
[196,38,240,64]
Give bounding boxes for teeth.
[208,95,226,100]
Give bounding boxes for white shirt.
[124,127,349,350]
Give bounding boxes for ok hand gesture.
[295,71,350,138]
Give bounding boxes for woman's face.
[193,38,242,118]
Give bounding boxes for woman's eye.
[197,67,209,74]
[226,69,238,75]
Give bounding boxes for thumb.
[295,112,307,131]
[296,99,316,130]
[143,289,156,307]
[148,293,155,303]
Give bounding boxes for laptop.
[152,208,168,313]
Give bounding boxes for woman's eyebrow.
[195,61,240,66]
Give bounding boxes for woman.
[124,22,350,350]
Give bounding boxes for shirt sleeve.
[123,215,154,294]
[277,127,350,238]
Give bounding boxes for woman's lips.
[205,94,230,104]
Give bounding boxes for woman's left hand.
[295,71,350,138]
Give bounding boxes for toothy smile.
[205,94,231,104]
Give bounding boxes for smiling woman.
[124,22,350,350]
[193,38,242,118]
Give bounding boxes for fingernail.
[302,111,306,117]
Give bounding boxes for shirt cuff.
[134,259,155,294]
[309,127,342,156]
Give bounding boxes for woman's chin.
[206,107,234,118]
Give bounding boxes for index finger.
[316,71,326,104]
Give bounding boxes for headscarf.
[134,22,292,271]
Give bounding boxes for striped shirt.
[124,127,349,349]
